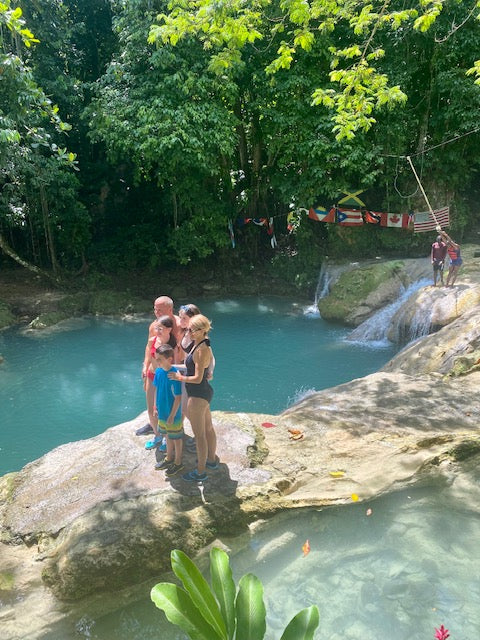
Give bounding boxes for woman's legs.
[446,264,459,286]
[205,406,217,464]
[187,397,209,474]
[145,378,158,436]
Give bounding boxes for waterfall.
[304,262,356,316]
[346,278,430,346]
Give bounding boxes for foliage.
[151,547,320,640]
[149,0,480,140]
[0,1,85,273]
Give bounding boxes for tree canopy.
[1,0,480,286]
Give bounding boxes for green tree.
[149,0,480,141]
[0,1,83,276]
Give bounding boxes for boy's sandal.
[155,458,174,471]
[166,463,185,477]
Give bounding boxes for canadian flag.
[381,212,409,228]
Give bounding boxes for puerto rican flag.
[413,206,450,233]
[380,212,410,228]
[308,206,336,223]
[336,208,364,226]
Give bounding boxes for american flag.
[413,206,450,233]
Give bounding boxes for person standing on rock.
[136,296,180,437]
[168,314,217,482]
[152,343,184,477]
[440,231,463,287]
[431,235,447,286]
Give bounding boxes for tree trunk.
[0,233,60,284]
[39,184,60,275]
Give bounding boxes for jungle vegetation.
[2,0,480,290]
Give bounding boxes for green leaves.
[210,548,236,640]
[280,605,320,640]
[171,550,227,639]
[151,582,224,640]
[235,574,266,640]
[151,548,319,640]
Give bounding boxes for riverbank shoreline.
[0,264,314,331]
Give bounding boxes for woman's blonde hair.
[189,314,212,334]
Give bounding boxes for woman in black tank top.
[169,314,217,482]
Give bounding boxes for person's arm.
[440,231,459,248]
[431,245,434,262]
[166,394,181,424]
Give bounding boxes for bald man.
[136,296,181,436]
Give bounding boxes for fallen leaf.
[329,470,345,478]
[261,422,276,428]
[302,539,311,556]
[288,428,302,435]
[290,433,304,441]
[351,493,359,502]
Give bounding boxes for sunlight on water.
[80,468,480,640]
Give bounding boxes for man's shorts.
[157,419,184,440]
[433,260,444,272]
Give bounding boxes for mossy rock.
[87,291,151,315]
[29,311,69,329]
[318,260,404,322]
[0,301,16,330]
[57,293,90,315]
[0,571,14,591]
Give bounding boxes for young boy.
[152,343,184,476]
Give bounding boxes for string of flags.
[306,205,449,232]
[227,205,449,247]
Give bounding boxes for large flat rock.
[1,369,480,634]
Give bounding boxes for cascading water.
[304,262,358,316]
[346,278,431,346]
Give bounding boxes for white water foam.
[346,278,430,347]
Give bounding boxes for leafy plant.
[151,548,320,640]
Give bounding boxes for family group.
[430,230,463,287]
[136,296,217,483]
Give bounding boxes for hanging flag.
[268,217,278,248]
[380,212,410,228]
[227,219,235,248]
[413,206,450,233]
[308,206,336,223]
[336,208,364,226]
[364,211,382,225]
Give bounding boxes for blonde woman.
[169,314,217,481]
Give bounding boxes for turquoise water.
[67,475,480,640]
[0,298,396,475]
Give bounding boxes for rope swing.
[406,155,442,231]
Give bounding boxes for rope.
[406,155,441,227]
[382,126,480,159]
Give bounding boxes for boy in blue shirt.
[152,344,184,476]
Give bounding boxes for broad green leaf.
[171,550,227,639]
[151,582,223,640]
[279,605,320,640]
[210,548,236,640]
[235,573,266,640]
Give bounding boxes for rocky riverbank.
[2,251,480,639]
